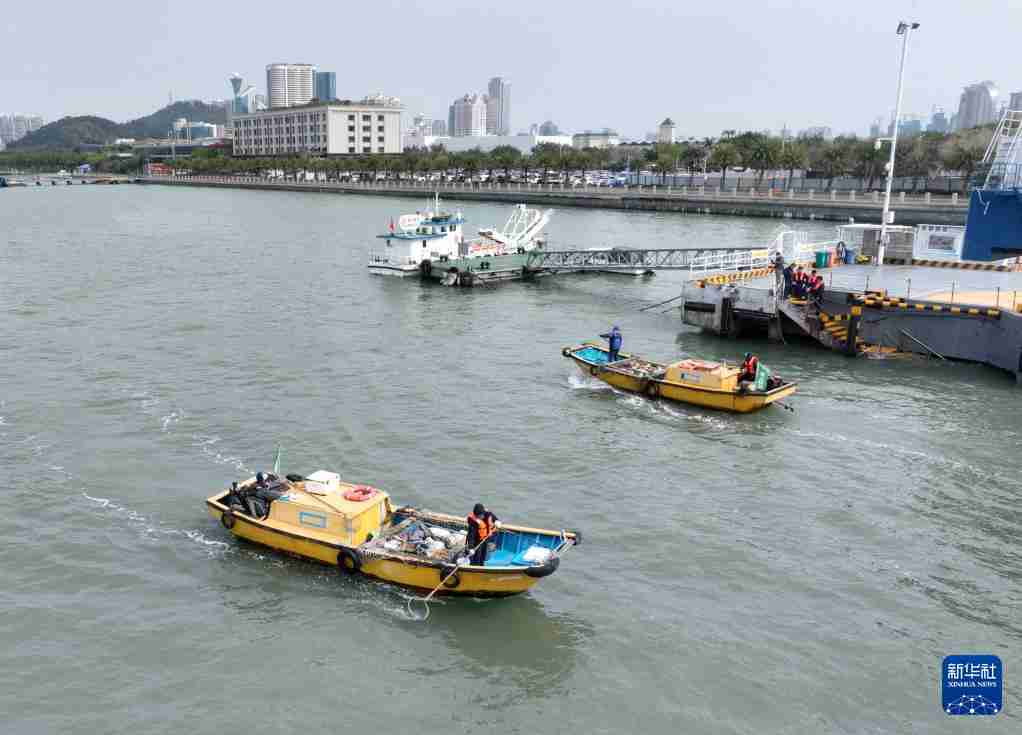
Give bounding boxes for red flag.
[389,218,395,232]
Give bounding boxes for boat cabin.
[378,210,466,264]
[267,471,391,546]
[664,359,739,390]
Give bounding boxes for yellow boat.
[206,471,579,597]
[563,342,796,413]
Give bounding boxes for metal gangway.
[981,109,1022,191]
[525,245,770,275]
[525,227,823,278]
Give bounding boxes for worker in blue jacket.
[601,325,623,362]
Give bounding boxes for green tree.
[777,143,807,190]
[708,143,739,189]
[490,145,523,181]
[746,137,781,183]
[943,143,985,192]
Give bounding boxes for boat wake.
[81,491,233,558]
[566,372,613,391]
[190,433,250,474]
[568,371,738,431]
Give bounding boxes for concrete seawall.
[139,177,968,226]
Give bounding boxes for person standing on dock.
[466,503,499,565]
[792,266,806,298]
[782,261,794,298]
[808,270,825,305]
[772,252,785,295]
[601,325,623,362]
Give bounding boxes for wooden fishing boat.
[206,471,578,597]
[562,342,796,413]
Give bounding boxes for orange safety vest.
[742,356,759,376]
[468,513,495,543]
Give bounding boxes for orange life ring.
[343,485,378,502]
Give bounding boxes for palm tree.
[708,143,739,189]
[747,138,781,185]
[819,144,848,190]
[460,148,483,181]
[943,143,985,192]
[777,143,807,190]
[520,153,535,182]
[489,145,521,182]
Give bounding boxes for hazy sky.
[3,0,1020,138]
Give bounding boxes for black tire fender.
[221,510,236,530]
[570,530,582,546]
[562,347,571,357]
[525,556,561,578]
[440,564,461,588]
[647,381,660,399]
[589,365,599,377]
[338,548,362,575]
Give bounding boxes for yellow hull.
[565,344,796,413]
[206,497,559,597]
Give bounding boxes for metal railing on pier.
[144,175,970,208]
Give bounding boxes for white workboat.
[368,195,552,278]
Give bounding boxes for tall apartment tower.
[657,118,676,144]
[1010,92,1022,112]
[266,63,317,108]
[486,77,511,135]
[450,94,487,136]
[955,81,999,130]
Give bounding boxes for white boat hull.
[368,262,420,277]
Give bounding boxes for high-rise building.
[315,71,336,102]
[254,94,268,111]
[869,117,884,138]
[486,77,511,135]
[798,126,832,140]
[228,74,258,118]
[955,81,999,130]
[431,119,447,136]
[0,113,43,145]
[538,120,560,136]
[1010,92,1022,111]
[928,108,949,133]
[449,94,487,136]
[266,63,316,108]
[657,118,676,144]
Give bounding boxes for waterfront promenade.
[140,175,968,226]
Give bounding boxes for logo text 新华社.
[942,655,1003,716]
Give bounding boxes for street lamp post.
[878,20,920,266]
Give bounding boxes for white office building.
[402,132,573,154]
[266,63,317,109]
[233,99,403,156]
[572,129,620,149]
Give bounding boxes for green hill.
[119,100,228,139]
[9,100,229,150]
[11,115,123,149]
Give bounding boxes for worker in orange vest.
[466,503,500,565]
[739,352,759,383]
